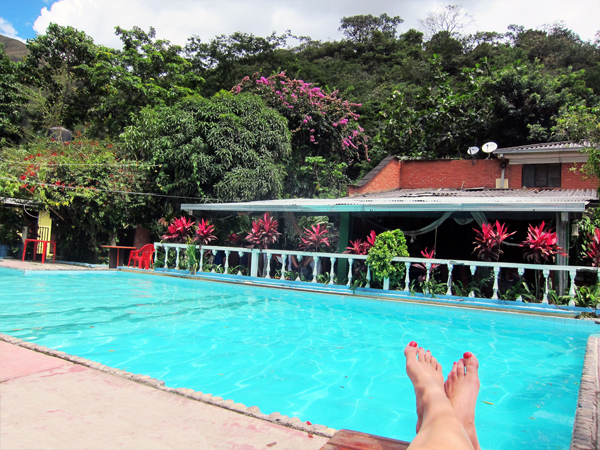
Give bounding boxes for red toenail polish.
[453,361,457,365]
[463,352,473,358]
[409,341,417,347]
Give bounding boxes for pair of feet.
[405,342,481,450]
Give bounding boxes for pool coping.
[571,336,600,450]
[0,332,337,439]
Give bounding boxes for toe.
[463,352,479,378]
[417,346,425,362]
[424,349,432,364]
[457,358,466,377]
[404,341,418,362]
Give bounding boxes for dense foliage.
[2,13,600,261]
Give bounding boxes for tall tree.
[339,14,404,43]
[419,4,474,40]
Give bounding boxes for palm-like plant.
[299,223,331,251]
[520,221,566,263]
[161,216,196,243]
[473,221,515,261]
[583,228,600,267]
[195,219,217,245]
[245,213,281,249]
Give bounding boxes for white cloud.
[30,0,600,50]
[0,17,26,42]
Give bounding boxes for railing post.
[517,268,525,301]
[164,246,169,271]
[154,244,159,270]
[469,265,477,297]
[279,255,286,280]
[542,269,550,304]
[424,262,432,295]
[312,256,319,283]
[492,266,500,300]
[404,262,411,292]
[265,254,272,279]
[446,263,453,296]
[346,258,354,287]
[199,247,204,272]
[383,277,390,290]
[238,251,244,276]
[366,266,371,289]
[569,269,577,306]
[224,250,230,274]
[250,249,259,278]
[329,257,336,285]
[175,247,180,270]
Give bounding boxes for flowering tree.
[473,221,515,261]
[0,136,146,261]
[232,72,369,197]
[245,213,281,250]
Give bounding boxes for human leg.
[444,353,481,450]
[404,342,474,450]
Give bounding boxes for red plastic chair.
[128,244,155,270]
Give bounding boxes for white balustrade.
[151,243,598,308]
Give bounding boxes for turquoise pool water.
[0,268,595,449]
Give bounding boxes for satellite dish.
[482,142,498,153]
[467,146,480,155]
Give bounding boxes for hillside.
[0,34,28,62]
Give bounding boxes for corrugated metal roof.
[182,189,596,214]
[494,141,589,154]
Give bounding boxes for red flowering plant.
[161,216,196,243]
[299,223,331,252]
[195,219,217,245]
[473,221,516,262]
[245,213,281,250]
[413,247,441,282]
[520,221,566,264]
[225,231,243,247]
[583,228,600,267]
[344,230,377,255]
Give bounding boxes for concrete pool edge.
[0,332,338,440]
[571,336,600,450]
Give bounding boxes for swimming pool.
[0,268,595,449]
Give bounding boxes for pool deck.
[0,340,329,450]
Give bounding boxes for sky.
[1,0,599,48]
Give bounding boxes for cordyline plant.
[344,230,377,255]
[161,216,196,243]
[473,221,516,262]
[299,223,331,252]
[520,221,566,263]
[245,213,281,250]
[414,247,440,282]
[195,219,217,245]
[225,231,243,247]
[583,228,600,267]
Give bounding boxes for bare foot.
[444,352,481,450]
[404,342,445,433]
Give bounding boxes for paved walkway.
[0,342,328,450]
[0,259,105,271]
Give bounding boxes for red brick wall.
[348,159,598,196]
[398,160,502,189]
[561,162,598,190]
[348,158,400,195]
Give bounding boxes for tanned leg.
[404,342,474,450]
[444,353,481,450]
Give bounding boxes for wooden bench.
[320,429,410,450]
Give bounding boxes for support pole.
[556,212,569,295]
[337,212,352,283]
